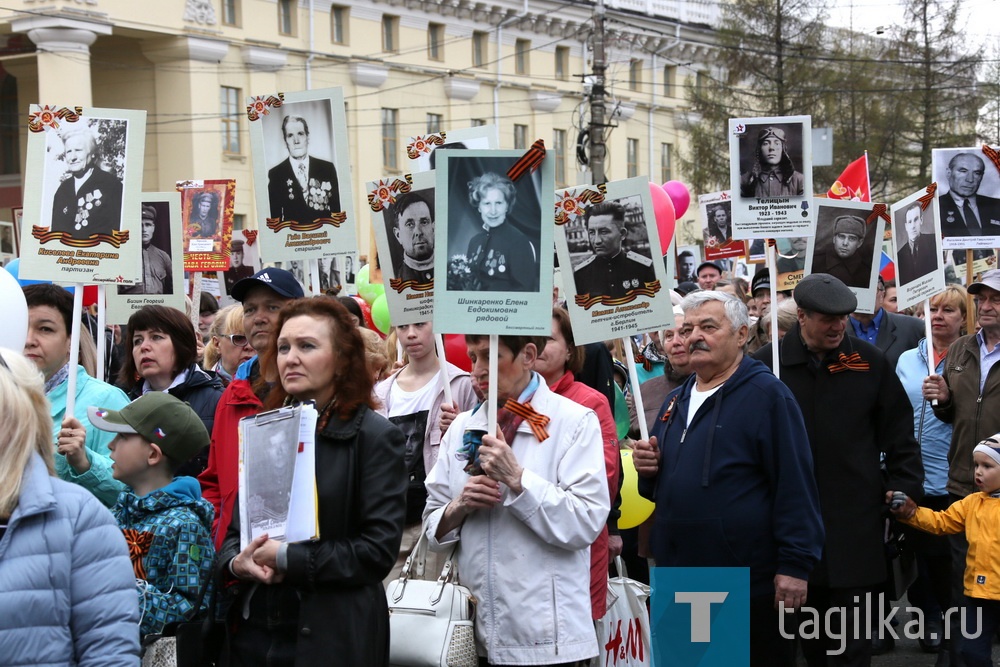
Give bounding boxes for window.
[553,129,566,187]
[696,71,707,94]
[382,15,399,52]
[515,39,530,75]
[555,46,569,80]
[220,86,241,154]
[331,5,349,44]
[382,108,398,171]
[627,138,639,178]
[0,74,18,175]
[426,113,443,134]
[232,214,246,231]
[471,119,487,127]
[222,0,240,26]
[472,31,487,68]
[629,59,642,91]
[278,0,295,35]
[514,124,528,150]
[428,23,444,60]
[661,143,673,183]
[663,65,676,97]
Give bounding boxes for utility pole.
[589,0,607,184]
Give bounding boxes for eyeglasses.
[221,334,250,346]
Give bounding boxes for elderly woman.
[895,284,968,651]
[425,334,609,665]
[0,349,139,665]
[119,305,224,476]
[222,298,406,666]
[202,304,254,386]
[50,127,123,237]
[462,171,539,292]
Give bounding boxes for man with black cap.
[198,267,305,548]
[696,261,722,291]
[754,273,924,666]
[812,215,871,288]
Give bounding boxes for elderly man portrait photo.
[388,190,435,285]
[120,203,172,296]
[939,152,1000,239]
[895,203,938,284]
[50,127,124,238]
[267,114,341,226]
[739,125,805,199]
[573,200,656,300]
[812,214,872,288]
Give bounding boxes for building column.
[10,15,112,107]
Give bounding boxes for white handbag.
[386,526,478,667]
[592,557,651,667]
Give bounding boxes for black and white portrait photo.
[932,148,1000,247]
[894,202,938,285]
[119,202,173,296]
[445,156,542,293]
[47,120,126,239]
[223,238,257,295]
[385,189,435,285]
[571,197,656,299]
[705,201,733,246]
[737,123,806,199]
[263,101,341,226]
[810,205,878,289]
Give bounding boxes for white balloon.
[0,268,28,352]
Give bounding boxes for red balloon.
[443,333,471,373]
[350,295,376,331]
[648,182,676,256]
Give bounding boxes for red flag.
[827,154,870,202]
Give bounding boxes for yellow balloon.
[618,449,655,530]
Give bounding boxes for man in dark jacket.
[266,115,340,225]
[633,290,823,667]
[754,273,924,666]
[849,275,924,368]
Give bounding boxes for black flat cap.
[794,273,857,315]
[751,266,770,296]
[696,261,722,276]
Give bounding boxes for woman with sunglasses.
[203,305,254,386]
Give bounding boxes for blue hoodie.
[113,476,215,638]
[638,356,824,598]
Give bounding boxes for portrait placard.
[932,146,1000,250]
[729,115,813,239]
[676,244,701,284]
[19,106,146,285]
[553,177,673,345]
[176,179,235,271]
[772,236,812,291]
[368,169,436,326]
[106,192,185,323]
[892,186,945,311]
[247,87,356,264]
[0,220,15,267]
[406,125,499,173]
[805,199,884,314]
[221,229,263,299]
[434,149,553,335]
[698,191,746,261]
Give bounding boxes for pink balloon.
[661,180,691,218]
[648,182,676,256]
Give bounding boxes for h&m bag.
[593,557,651,667]
[385,525,477,667]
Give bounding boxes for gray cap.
[794,273,857,316]
[968,269,1000,296]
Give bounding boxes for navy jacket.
[638,356,824,598]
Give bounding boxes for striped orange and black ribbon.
[983,145,1000,174]
[122,529,155,579]
[32,227,130,248]
[867,203,890,225]
[827,352,870,374]
[502,398,550,442]
[917,183,937,211]
[507,139,546,181]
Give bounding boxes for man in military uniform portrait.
[939,152,1000,239]
[811,214,871,288]
[267,115,340,226]
[896,203,937,284]
[223,239,255,295]
[388,190,435,285]
[50,128,123,238]
[120,204,172,295]
[573,200,656,300]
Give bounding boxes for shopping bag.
[593,557,651,667]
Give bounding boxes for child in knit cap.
[889,432,1000,667]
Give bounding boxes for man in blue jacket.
[633,290,823,667]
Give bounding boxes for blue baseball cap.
[230,267,305,302]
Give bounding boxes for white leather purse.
[386,527,478,667]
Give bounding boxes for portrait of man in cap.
[811,213,872,288]
[739,125,805,199]
[573,199,656,300]
[119,202,172,296]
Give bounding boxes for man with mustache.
[574,200,656,300]
[754,273,924,665]
[633,290,823,666]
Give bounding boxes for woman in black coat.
[119,305,224,477]
[221,298,406,667]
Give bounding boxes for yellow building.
[0,0,717,249]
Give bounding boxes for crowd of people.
[2,257,1000,667]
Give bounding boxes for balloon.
[443,333,471,373]
[0,268,29,352]
[618,449,655,530]
[350,295,376,331]
[661,180,691,218]
[648,182,676,256]
[370,293,391,334]
[3,258,48,287]
[354,264,370,293]
[356,264,385,304]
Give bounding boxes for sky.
[826,0,997,49]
